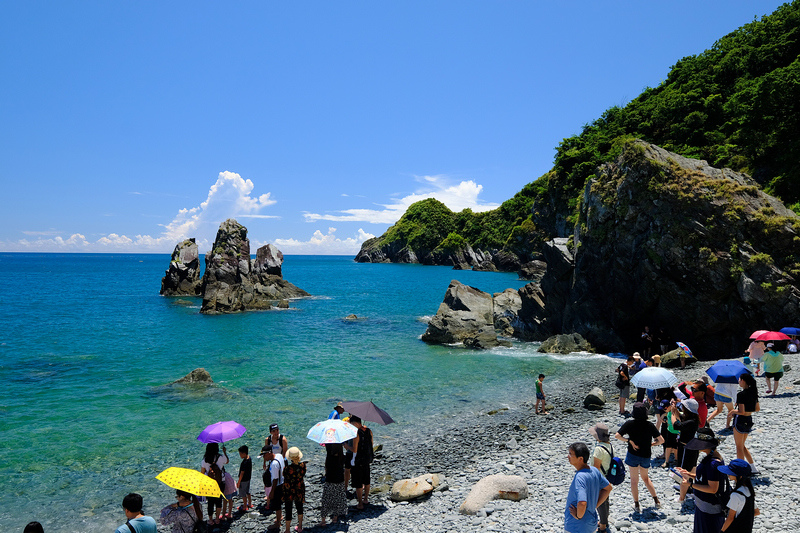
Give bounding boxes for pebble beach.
[204,355,799,533]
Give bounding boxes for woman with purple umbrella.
[200,443,229,526]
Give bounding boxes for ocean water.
[0,253,612,532]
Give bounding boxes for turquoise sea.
[0,253,612,532]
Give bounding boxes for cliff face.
[515,141,800,358]
[199,219,309,314]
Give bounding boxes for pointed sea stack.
[199,219,309,314]
[160,238,202,296]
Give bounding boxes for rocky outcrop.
[518,260,547,282]
[171,368,213,384]
[199,219,310,314]
[160,239,202,296]
[539,333,594,354]
[421,280,510,349]
[513,141,800,359]
[493,289,522,336]
[459,474,528,515]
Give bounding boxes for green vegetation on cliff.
[360,1,800,263]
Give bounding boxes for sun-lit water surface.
[0,253,613,532]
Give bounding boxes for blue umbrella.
[780,327,800,336]
[706,360,751,384]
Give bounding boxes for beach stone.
[459,474,528,515]
[390,473,445,501]
[584,387,606,409]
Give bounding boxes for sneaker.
[750,464,760,475]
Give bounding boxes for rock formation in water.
[171,367,214,384]
[421,280,514,349]
[160,239,202,296]
[199,219,310,314]
[512,141,800,358]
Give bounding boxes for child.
[535,374,548,414]
[237,445,253,512]
[222,466,237,519]
[719,459,759,532]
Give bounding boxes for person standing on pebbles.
[616,356,633,416]
[564,442,612,533]
[726,373,760,473]
[535,374,548,414]
[762,343,784,396]
[614,402,664,512]
[589,424,613,533]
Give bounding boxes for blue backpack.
[599,443,626,485]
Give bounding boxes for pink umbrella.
[749,330,770,340]
[197,421,247,443]
[755,331,791,342]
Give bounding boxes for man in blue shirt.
[565,442,612,533]
[115,493,157,533]
[328,402,344,419]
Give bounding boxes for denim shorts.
[714,392,732,403]
[624,452,652,468]
[536,392,545,400]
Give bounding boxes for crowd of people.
[562,330,795,533]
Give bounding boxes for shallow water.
[0,253,611,531]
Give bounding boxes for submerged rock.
[160,239,202,296]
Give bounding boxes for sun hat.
[681,398,700,414]
[685,427,718,450]
[718,458,752,477]
[633,352,642,360]
[767,343,774,348]
[589,423,610,442]
[286,446,303,463]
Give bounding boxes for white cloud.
[304,176,499,224]
[269,228,375,255]
[5,171,275,253]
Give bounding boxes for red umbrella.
[755,331,791,342]
[749,330,770,340]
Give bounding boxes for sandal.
[633,501,640,513]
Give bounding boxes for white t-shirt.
[265,453,284,486]
[715,382,738,401]
[727,486,752,516]
[201,453,228,473]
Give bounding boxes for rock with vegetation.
[160,238,202,296]
[660,348,697,368]
[200,219,309,314]
[422,280,510,349]
[516,141,800,358]
[171,368,213,384]
[539,333,594,354]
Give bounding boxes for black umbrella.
[341,400,395,425]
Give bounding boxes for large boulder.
[160,239,202,296]
[514,141,800,359]
[493,288,522,336]
[200,219,309,314]
[539,333,594,354]
[422,280,508,349]
[459,474,528,515]
[390,474,446,502]
[584,387,606,410]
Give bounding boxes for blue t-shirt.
[564,466,610,533]
[115,515,157,533]
[328,409,341,420]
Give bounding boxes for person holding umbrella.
[200,443,228,526]
[726,373,760,473]
[160,490,202,533]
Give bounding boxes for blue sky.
[0,1,787,254]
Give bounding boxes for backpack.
[261,458,283,488]
[598,442,626,485]
[208,454,225,494]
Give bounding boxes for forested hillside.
[357,1,800,266]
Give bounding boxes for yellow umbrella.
[156,467,223,498]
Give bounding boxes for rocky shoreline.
[178,355,799,533]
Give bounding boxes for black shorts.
[734,414,754,434]
[765,371,783,380]
[268,484,284,512]
[351,462,370,489]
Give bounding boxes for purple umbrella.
[197,421,247,443]
[341,400,395,425]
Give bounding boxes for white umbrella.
[630,366,679,389]
[306,419,358,444]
